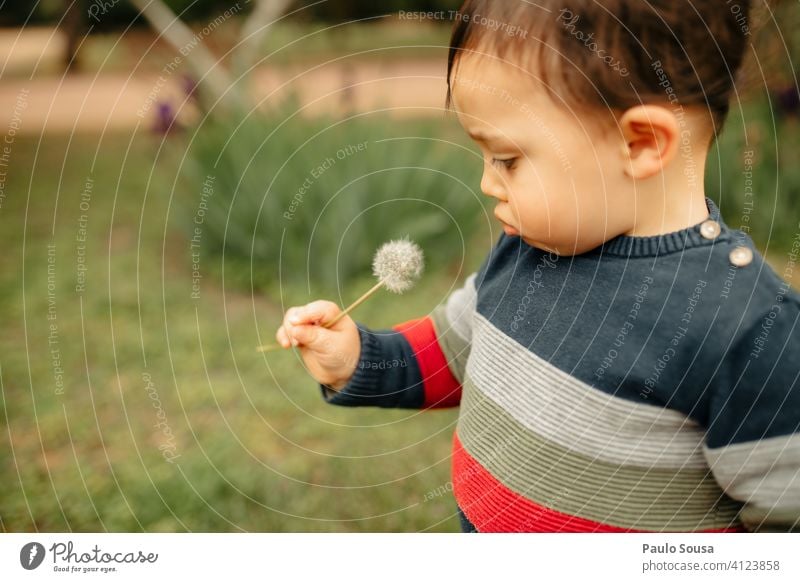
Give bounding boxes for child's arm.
[279,273,478,410]
[703,297,800,532]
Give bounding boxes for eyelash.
[491,157,517,171]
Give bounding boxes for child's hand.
[276,301,360,391]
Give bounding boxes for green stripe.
[457,377,742,531]
[431,304,471,384]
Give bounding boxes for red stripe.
[452,431,744,533]
[392,317,462,409]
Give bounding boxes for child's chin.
[524,238,562,255]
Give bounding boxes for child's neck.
[623,151,710,237]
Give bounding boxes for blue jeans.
[457,505,478,533]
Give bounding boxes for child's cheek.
[521,199,556,238]
[553,199,583,239]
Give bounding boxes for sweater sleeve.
[703,295,800,532]
[320,272,478,409]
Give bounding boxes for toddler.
[276,0,799,532]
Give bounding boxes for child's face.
[451,55,633,255]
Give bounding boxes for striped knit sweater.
[320,197,800,532]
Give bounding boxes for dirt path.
[0,27,448,135]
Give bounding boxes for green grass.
[0,131,485,532]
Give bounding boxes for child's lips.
[494,209,519,236]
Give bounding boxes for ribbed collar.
[596,197,733,258]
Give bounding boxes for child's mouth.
[494,208,519,236]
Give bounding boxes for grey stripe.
[431,305,471,384]
[445,272,477,343]
[704,433,800,509]
[458,381,741,530]
[467,313,710,469]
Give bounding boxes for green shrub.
[707,96,800,249]
[179,98,485,293]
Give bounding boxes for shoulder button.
[700,219,721,240]
[729,245,753,267]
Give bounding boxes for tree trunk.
[62,0,86,72]
[233,0,295,77]
[127,0,245,113]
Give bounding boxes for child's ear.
[618,105,680,179]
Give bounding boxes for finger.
[282,307,303,345]
[275,325,291,349]
[290,300,341,327]
[291,322,335,350]
[283,306,301,326]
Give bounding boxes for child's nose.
[480,167,507,202]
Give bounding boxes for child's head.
[446,0,755,255]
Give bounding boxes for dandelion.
[256,238,424,352]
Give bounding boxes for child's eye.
[491,157,517,170]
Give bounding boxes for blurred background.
[1,0,799,532]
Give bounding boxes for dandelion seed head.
[372,238,424,294]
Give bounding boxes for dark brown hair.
[446,0,761,136]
